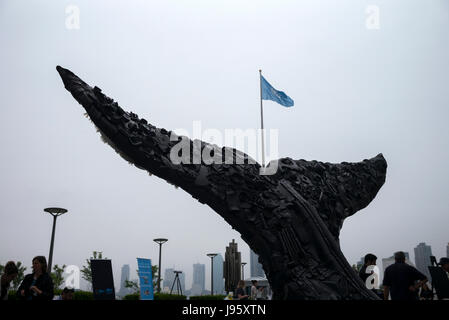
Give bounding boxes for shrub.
[155,293,186,300]
[121,293,187,300]
[7,291,17,300]
[73,290,94,300]
[189,295,226,300]
[123,293,140,300]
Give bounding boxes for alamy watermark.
[365,5,380,30]
[169,121,280,175]
[65,5,80,30]
[63,265,80,289]
[364,265,380,289]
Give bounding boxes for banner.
[91,259,116,300]
[137,258,154,300]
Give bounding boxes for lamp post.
[207,253,218,295]
[44,207,68,273]
[241,262,247,280]
[153,238,168,293]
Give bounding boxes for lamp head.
[44,207,68,217]
[153,238,168,244]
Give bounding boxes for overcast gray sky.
[1,0,448,292]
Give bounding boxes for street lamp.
[207,253,218,295]
[44,207,68,273]
[153,238,168,293]
[241,262,247,280]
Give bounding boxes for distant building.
[118,264,131,297]
[414,242,433,279]
[213,254,225,295]
[191,283,203,296]
[447,243,449,258]
[192,263,205,295]
[250,249,265,278]
[163,268,185,294]
[163,268,175,290]
[223,239,241,293]
[179,271,186,294]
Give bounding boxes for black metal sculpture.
[57,66,387,300]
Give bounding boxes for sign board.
[91,259,116,300]
[137,258,154,300]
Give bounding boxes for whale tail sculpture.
[57,66,386,299]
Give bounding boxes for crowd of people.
[359,251,449,300]
[233,279,268,300]
[1,256,73,301]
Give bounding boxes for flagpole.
[259,69,265,167]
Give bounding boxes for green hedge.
[73,291,94,300]
[7,290,93,300]
[189,295,226,300]
[122,293,187,300]
[9,290,187,300]
[155,293,186,300]
[123,293,139,300]
[7,291,17,300]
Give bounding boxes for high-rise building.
[192,263,205,295]
[250,249,265,278]
[118,264,131,297]
[213,254,225,294]
[446,243,449,258]
[163,268,175,291]
[414,242,433,280]
[223,239,241,293]
[179,271,186,294]
[162,268,185,294]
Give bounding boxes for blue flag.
[261,75,294,107]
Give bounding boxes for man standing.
[440,257,449,279]
[383,251,428,300]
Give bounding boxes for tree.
[124,265,159,294]
[151,265,158,288]
[81,251,106,289]
[51,264,67,290]
[124,279,139,294]
[352,264,362,273]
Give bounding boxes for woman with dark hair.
[17,256,54,300]
[1,261,19,300]
[235,280,249,300]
